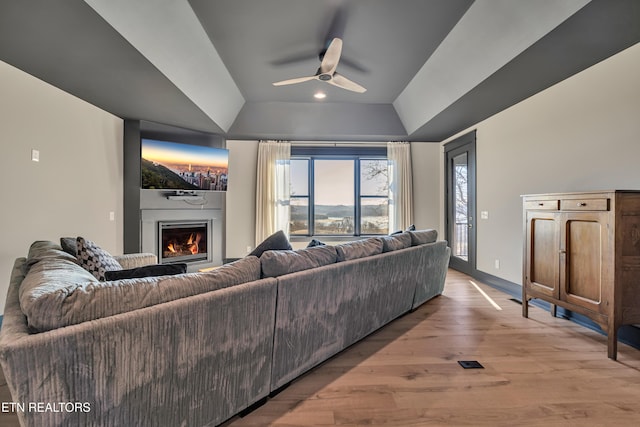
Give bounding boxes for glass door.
[445,131,476,275]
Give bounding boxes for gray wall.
[0,59,123,310]
[122,119,226,254]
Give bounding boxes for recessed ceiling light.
[314,91,326,100]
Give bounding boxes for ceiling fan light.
[314,91,327,99]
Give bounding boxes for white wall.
[224,140,443,253]
[410,142,442,234]
[225,140,259,258]
[444,42,640,285]
[0,60,123,310]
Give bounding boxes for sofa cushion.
[261,246,337,278]
[76,237,122,281]
[335,238,383,262]
[19,250,262,333]
[380,233,412,252]
[19,254,101,331]
[249,230,292,258]
[408,229,438,246]
[104,263,187,280]
[23,241,78,273]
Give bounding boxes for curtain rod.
[291,141,389,147]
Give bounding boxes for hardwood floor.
[228,269,640,426]
[2,269,640,426]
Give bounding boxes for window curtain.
[387,141,413,232]
[255,140,291,245]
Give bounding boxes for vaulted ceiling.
[0,0,638,141]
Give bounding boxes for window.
[289,147,389,237]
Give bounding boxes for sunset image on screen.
[141,139,229,191]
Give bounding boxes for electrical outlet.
[31,149,40,162]
[494,259,500,269]
[109,211,115,221]
[246,246,252,253]
[481,211,489,219]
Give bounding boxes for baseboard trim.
[473,270,521,300]
[470,269,640,352]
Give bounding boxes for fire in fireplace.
[159,221,209,264]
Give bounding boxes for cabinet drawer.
[560,198,609,211]
[524,200,559,210]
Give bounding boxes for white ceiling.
[1,0,638,141]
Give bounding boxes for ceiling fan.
[272,38,366,93]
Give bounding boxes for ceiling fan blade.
[272,75,317,86]
[323,4,348,42]
[320,38,342,75]
[339,56,369,74]
[329,72,366,93]
[270,52,318,67]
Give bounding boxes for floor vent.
[458,360,484,369]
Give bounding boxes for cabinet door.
[525,211,559,298]
[560,212,609,313]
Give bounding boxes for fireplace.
[159,221,209,264]
[140,200,223,270]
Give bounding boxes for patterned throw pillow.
[76,237,122,281]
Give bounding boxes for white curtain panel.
[387,142,414,232]
[255,140,291,244]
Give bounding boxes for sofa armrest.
[113,253,157,269]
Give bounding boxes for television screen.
[141,138,228,191]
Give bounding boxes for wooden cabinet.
[522,191,640,360]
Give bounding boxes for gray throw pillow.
[390,224,416,235]
[60,237,78,257]
[76,237,122,281]
[249,230,292,257]
[306,239,326,247]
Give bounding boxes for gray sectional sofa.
[0,231,450,427]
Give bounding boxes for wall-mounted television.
[141,138,228,191]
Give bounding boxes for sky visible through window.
[314,160,354,206]
[290,158,389,236]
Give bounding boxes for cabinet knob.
[577,202,587,206]
[538,203,544,206]
[559,249,567,254]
